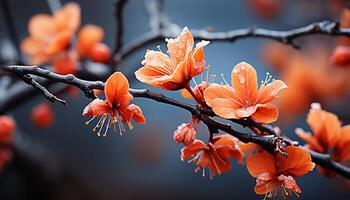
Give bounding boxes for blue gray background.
[0,0,349,199]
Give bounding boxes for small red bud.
[31,103,54,128]
[331,46,350,67]
[88,43,111,63]
[0,116,15,144]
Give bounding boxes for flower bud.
[0,116,15,144]
[331,46,350,67]
[173,123,196,145]
[31,103,54,128]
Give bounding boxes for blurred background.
[0,0,350,199]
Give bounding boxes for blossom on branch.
[204,62,287,123]
[135,27,209,90]
[83,72,145,137]
[181,134,242,179]
[246,146,315,199]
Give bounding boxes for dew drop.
[239,75,245,84]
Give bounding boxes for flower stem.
[185,83,205,106]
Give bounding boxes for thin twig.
[18,74,66,105]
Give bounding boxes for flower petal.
[295,128,323,152]
[213,134,243,161]
[28,14,56,40]
[307,103,341,151]
[250,104,278,123]
[278,175,302,194]
[76,24,104,56]
[334,125,350,162]
[46,30,72,54]
[256,80,287,104]
[231,62,258,105]
[192,40,210,75]
[105,72,133,108]
[246,149,276,178]
[82,98,111,117]
[203,83,243,119]
[276,146,315,177]
[121,104,145,124]
[54,2,81,32]
[254,173,275,195]
[181,139,208,161]
[167,27,194,65]
[170,53,195,85]
[21,38,43,55]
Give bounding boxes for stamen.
[206,65,211,82]
[220,74,229,85]
[102,116,111,137]
[209,169,213,180]
[194,166,200,173]
[93,116,105,132]
[96,116,107,136]
[156,45,163,53]
[209,74,216,83]
[262,72,273,85]
[117,115,123,136]
[85,117,95,125]
[193,78,198,86]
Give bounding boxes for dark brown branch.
[112,0,128,55]
[114,20,350,61]
[2,65,350,180]
[18,74,66,105]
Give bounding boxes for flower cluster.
[78,25,343,198]
[124,26,315,198]
[21,3,111,75]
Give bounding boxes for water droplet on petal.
[239,75,245,84]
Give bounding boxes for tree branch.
[112,0,128,55]
[114,20,350,61]
[2,65,350,180]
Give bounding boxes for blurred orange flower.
[296,103,350,169]
[31,102,55,128]
[296,103,341,154]
[181,134,242,179]
[83,72,145,137]
[262,42,347,122]
[248,0,282,19]
[0,116,16,172]
[21,3,110,75]
[204,62,287,123]
[135,27,210,90]
[247,146,314,199]
[21,3,80,64]
[0,116,15,144]
[331,46,350,67]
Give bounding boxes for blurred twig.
[0,0,22,63]
[113,0,128,55]
[2,65,350,180]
